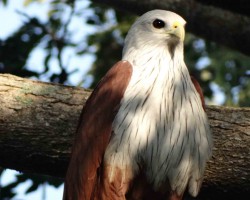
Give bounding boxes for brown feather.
[63,61,132,200]
[190,76,206,110]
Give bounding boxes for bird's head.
[135,10,186,41]
[123,10,186,60]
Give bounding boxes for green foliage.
[1,0,7,5]
[85,4,136,87]
[1,0,250,199]
[0,168,15,199]
[0,16,46,77]
[0,0,85,83]
[205,42,250,106]
[0,170,62,199]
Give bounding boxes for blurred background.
[0,0,250,199]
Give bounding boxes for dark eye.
[153,19,165,29]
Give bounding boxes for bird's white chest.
[104,59,212,196]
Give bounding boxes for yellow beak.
[168,21,185,42]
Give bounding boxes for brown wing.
[190,76,205,110]
[63,61,133,200]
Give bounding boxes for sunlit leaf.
[23,0,48,6]
[23,0,34,6]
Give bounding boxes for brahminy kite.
[63,10,213,200]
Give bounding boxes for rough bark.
[0,74,250,199]
[0,74,90,177]
[93,0,250,56]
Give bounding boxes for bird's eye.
[153,19,165,29]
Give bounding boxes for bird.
[63,9,213,200]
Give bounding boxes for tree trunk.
[93,0,250,56]
[0,74,250,199]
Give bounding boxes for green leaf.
[23,0,46,7]
[1,0,8,6]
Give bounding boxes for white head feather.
[122,10,186,62]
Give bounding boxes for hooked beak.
[167,21,185,42]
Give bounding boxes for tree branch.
[0,74,90,177]
[0,74,250,198]
[92,0,250,56]
[196,0,250,18]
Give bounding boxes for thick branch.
[0,74,250,198]
[0,74,90,177]
[93,0,250,56]
[196,0,250,18]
